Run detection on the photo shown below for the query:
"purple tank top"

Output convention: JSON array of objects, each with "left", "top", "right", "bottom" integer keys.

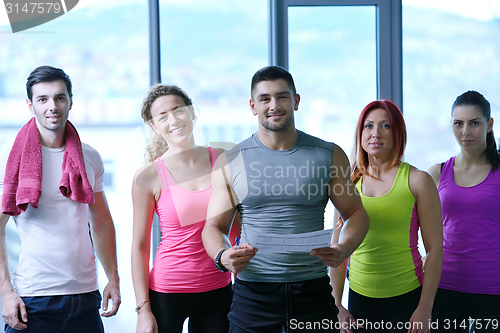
[{"left": 438, "top": 156, "right": 500, "bottom": 294}]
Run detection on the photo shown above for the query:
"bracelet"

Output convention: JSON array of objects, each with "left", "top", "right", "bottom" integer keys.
[{"left": 135, "top": 300, "right": 150, "bottom": 312}]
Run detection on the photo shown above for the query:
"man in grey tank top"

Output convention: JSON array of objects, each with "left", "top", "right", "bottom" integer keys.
[{"left": 202, "top": 66, "right": 369, "bottom": 333}]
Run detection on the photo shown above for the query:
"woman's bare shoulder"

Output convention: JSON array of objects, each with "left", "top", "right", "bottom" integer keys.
[{"left": 133, "top": 161, "right": 161, "bottom": 191}]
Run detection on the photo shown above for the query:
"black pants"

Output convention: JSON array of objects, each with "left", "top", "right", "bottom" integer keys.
[
  {"left": 348, "top": 287, "right": 422, "bottom": 332},
  {"left": 228, "top": 276, "right": 338, "bottom": 333},
  {"left": 431, "top": 288, "right": 500, "bottom": 333},
  {"left": 149, "top": 283, "right": 233, "bottom": 333}
]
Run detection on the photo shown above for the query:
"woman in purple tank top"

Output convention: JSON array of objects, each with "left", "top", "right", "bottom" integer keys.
[
  {"left": 131, "top": 85, "right": 240, "bottom": 333},
  {"left": 428, "top": 91, "right": 500, "bottom": 333}
]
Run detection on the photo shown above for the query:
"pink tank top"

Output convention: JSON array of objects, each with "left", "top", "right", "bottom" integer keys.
[{"left": 149, "top": 147, "right": 231, "bottom": 293}]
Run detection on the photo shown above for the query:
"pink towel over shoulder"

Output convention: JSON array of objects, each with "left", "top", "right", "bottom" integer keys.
[
  {"left": 1, "top": 118, "right": 95, "bottom": 216},
  {"left": 58, "top": 121, "right": 95, "bottom": 205}
]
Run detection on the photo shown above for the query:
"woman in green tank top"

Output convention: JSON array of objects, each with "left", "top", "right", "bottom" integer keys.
[{"left": 330, "top": 100, "right": 443, "bottom": 333}]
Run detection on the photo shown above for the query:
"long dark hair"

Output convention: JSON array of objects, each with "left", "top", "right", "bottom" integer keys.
[{"left": 452, "top": 90, "right": 499, "bottom": 171}]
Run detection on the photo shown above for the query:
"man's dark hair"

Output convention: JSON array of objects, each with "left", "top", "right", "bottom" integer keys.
[
  {"left": 26, "top": 66, "right": 73, "bottom": 101},
  {"left": 251, "top": 65, "right": 296, "bottom": 98}
]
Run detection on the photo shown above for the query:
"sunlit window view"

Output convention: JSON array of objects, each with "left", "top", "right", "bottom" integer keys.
[
  {"left": 402, "top": 0, "right": 500, "bottom": 170},
  {"left": 289, "top": 5, "right": 377, "bottom": 159},
  {"left": 0, "top": 1, "right": 150, "bottom": 331},
  {"left": 159, "top": 1, "right": 268, "bottom": 149},
  {"left": 0, "top": 0, "right": 499, "bottom": 332},
  {"left": 288, "top": 5, "right": 377, "bottom": 234}
]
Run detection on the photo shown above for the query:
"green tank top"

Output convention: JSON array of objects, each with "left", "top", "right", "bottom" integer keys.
[{"left": 350, "top": 162, "right": 424, "bottom": 298}]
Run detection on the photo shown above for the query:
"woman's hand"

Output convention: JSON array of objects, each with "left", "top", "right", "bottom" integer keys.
[
  {"left": 337, "top": 305, "right": 362, "bottom": 333},
  {"left": 136, "top": 308, "right": 158, "bottom": 333},
  {"left": 407, "top": 305, "right": 432, "bottom": 333}
]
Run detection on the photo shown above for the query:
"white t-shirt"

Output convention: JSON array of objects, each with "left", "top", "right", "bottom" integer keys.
[{"left": 0, "top": 143, "right": 104, "bottom": 297}]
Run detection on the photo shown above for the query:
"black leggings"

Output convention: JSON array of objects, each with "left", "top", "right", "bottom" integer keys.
[
  {"left": 348, "top": 287, "right": 422, "bottom": 332},
  {"left": 149, "top": 283, "right": 233, "bottom": 333},
  {"left": 431, "top": 288, "right": 500, "bottom": 333}
]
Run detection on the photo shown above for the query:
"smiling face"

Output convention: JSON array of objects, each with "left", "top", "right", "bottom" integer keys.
[
  {"left": 250, "top": 79, "right": 300, "bottom": 133},
  {"left": 361, "top": 108, "right": 395, "bottom": 160},
  {"left": 452, "top": 105, "right": 493, "bottom": 153},
  {"left": 149, "top": 94, "right": 195, "bottom": 148},
  {"left": 27, "top": 80, "right": 72, "bottom": 136}
]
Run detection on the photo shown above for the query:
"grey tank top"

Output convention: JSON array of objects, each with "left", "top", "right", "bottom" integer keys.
[{"left": 225, "top": 130, "right": 335, "bottom": 282}]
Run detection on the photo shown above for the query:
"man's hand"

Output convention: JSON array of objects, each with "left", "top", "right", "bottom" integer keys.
[
  {"left": 1, "top": 290, "right": 28, "bottom": 330},
  {"left": 221, "top": 243, "right": 258, "bottom": 274},
  {"left": 100, "top": 277, "right": 121, "bottom": 317},
  {"left": 310, "top": 243, "right": 346, "bottom": 268}
]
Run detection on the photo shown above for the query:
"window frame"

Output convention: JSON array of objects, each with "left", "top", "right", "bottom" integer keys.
[{"left": 268, "top": 0, "right": 402, "bottom": 109}]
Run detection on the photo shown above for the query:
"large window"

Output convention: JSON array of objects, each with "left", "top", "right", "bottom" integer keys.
[
  {"left": 159, "top": 1, "right": 267, "bottom": 145},
  {"left": 288, "top": 5, "right": 377, "bottom": 161},
  {"left": 0, "top": 2, "right": 149, "bottom": 331},
  {"left": 0, "top": 1, "right": 267, "bottom": 331},
  {"left": 402, "top": 0, "right": 500, "bottom": 170},
  {"left": 2, "top": 0, "right": 499, "bottom": 331}
]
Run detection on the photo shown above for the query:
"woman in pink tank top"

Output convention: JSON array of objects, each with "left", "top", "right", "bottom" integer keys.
[
  {"left": 131, "top": 84, "right": 240, "bottom": 333},
  {"left": 428, "top": 91, "right": 500, "bottom": 333}
]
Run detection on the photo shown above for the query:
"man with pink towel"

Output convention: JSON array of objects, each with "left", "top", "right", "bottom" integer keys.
[{"left": 0, "top": 66, "right": 121, "bottom": 332}]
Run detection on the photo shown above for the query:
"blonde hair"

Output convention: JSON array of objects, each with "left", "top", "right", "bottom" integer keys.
[{"left": 140, "top": 84, "right": 193, "bottom": 163}]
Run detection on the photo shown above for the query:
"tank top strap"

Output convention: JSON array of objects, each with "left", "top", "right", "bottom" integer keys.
[
  {"left": 439, "top": 157, "right": 455, "bottom": 188},
  {"left": 207, "top": 147, "right": 218, "bottom": 168},
  {"left": 154, "top": 149, "right": 217, "bottom": 188},
  {"left": 153, "top": 157, "right": 170, "bottom": 189},
  {"left": 390, "top": 162, "right": 410, "bottom": 194},
  {"left": 397, "top": 161, "right": 410, "bottom": 183}
]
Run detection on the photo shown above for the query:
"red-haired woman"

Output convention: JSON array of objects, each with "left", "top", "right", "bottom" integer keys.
[{"left": 331, "top": 100, "right": 443, "bottom": 333}]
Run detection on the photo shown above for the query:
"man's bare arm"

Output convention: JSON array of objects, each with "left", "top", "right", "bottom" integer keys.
[
  {"left": 330, "top": 145, "right": 369, "bottom": 260},
  {"left": 311, "top": 145, "right": 369, "bottom": 267},
  {"left": 202, "top": 154, "right": 257, "bottom": 274},
  {"left": 88, "top": 191, "right": 121, "bottom": 317},
  {"left": 0, "top": 211, "right": 28, "bottom": 330}
]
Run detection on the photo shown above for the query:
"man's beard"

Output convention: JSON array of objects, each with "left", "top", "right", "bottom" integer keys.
[{"left": 261, "top": 113, "right": 293, "bottom": 132}]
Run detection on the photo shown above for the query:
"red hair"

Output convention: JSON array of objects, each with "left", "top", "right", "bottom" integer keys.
[{"left": 351, "top": 100, "right": 406, "bottom": 184}]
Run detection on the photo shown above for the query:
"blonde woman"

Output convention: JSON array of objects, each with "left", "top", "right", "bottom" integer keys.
[{"left": 131, "top": 85, "right": 238, "bottom": 333}]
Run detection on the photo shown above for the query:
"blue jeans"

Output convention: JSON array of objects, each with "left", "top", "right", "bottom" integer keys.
[
  {"left": 228, "top": 276, "right": 338, "bottom": 333},
  {"left": 5, "top": 290, "right": 104, "bottom": 333}
]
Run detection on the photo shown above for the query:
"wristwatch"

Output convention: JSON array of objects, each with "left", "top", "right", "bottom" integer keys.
[{"left": 215, "top": 249, "right": 228, "bottom": 272}]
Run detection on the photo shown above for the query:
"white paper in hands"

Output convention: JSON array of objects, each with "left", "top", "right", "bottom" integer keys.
[{"left": 250, "top": 229, "right": 333, "bottom": 252}]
